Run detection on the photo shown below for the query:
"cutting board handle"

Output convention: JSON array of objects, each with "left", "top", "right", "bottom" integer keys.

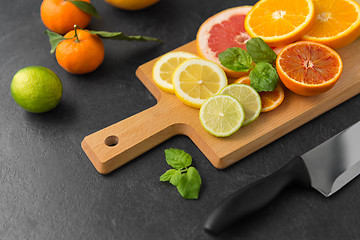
[{"left": 81, "top": 101, "right": 180, "bottom": 174}]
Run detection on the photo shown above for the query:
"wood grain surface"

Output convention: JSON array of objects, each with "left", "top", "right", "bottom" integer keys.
[{"left": 82, "top": 39, "right": 360, "bottom": 174}]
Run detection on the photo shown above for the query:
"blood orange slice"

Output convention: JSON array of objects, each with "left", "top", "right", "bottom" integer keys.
[
  {"left": 235, "top": 75, "right": 285, "bottom": 112},
  {"left": 276, "top": 41, "right": 343, "bottom": 96},
  {"left": 196, "top": 6, "right": 252, "bottom": 78}
]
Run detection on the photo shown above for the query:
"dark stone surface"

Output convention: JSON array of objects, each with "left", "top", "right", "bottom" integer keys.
[{"left": 1, "top": 0, "right": 360, "bottom": 239}]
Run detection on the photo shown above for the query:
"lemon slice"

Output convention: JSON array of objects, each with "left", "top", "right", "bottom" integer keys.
[
  {"left": 199, "top": 95, "right": 245, "bottom": 137},
  {"left": 219, "top": 84, "right": 261, "bottom": 125},
  {"left": 152, "top": 51, "right": 199, "bottom": 94},
  {"left": 173, "top": 58, "right": 228, "bottom": 108}
]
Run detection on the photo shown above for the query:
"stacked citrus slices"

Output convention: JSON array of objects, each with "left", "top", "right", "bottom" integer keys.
[{"left": 152, "top": 0, "right": 360, "bottom": 137}]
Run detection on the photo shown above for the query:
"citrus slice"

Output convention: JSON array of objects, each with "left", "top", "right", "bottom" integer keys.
[
  {"left": 244, "top": 0, "right": 315, "bottom": 47},
  {"left": 152, "top": 51, "right": 199, "bottom": 94},
  {"left": 302, "top": 0, "right": 360, "bottom": 49},
  {"left": 235, "top": 75, "right": 285, "bottom": 112},
  {"left": 199, "top": 94, "right": 245, "bottom": 137},
  {"left": 219, "top": 83, "right": 261, "bottom": 125},
  {"left": 172, "top": 58, "right": 228, "bottom": 108},
  {"left": 196, "top": 6, "right": 252, "bottom": 78},
  {"left": 276, "top": 41, "right": 343, "bottom": 96}
]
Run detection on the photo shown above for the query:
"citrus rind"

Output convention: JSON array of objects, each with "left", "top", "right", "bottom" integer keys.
[
  {"left": 219, "top": 83, "right": 261, "bottom": 125},
  {"left": 244, "top": 0, "right": 315, "bottom": 47},
  {"left": 199, "top": 94, "right": 245, "bottom": 137},
  {"left": 173, "top": 58, "right": 228, "bottom": 108},
  {"left": 152, "top": 51, "right": 199, "bottom": 94}
]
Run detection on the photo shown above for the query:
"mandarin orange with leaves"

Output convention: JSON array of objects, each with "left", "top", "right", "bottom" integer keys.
[
  {"left": 41, "top": 0, "right": 93, "bottom": 34},
  {"left": 55, "top": 28, "right": 104, "bottom": 74}
]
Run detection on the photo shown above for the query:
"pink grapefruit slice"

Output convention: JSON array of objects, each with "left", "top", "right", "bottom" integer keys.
[{"left": 196, "top": 6, "right": 252, "bottom": 78}]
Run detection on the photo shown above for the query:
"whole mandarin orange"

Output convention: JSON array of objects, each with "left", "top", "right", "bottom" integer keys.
[
  {"left": 55, "top": 29, "right": 104, "bottom": 74},
  {"left": 41, "top": 0, "right": 92, "bottom": 35}
]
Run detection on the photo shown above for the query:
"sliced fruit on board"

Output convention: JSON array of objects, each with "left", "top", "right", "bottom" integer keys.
[
  {"left": 172, "top": 58, "right": 228, "bottom": 108},
  {"left": 219, "top": 83, "right": 261, "bottom": 125},
  {"left": 196, "top": 6, "right": 252, "bottom": 78},
  {"left": 199, "top": 94, "right": 245, "bottom": 137},
  {"left": 302, "top": 0, "right": 360, "bottom": 49},
  {"left": 235, "top": 75, "right": 285, "bottom": 112},
  {"left": 244, "top": 0, "right": 315, "bottom": 47},
  {"left": 152, "top": 51, "right": 199, "bottom": 94},
  {"left": 276, "top": 41, "right": 343, "bottom": 96}
]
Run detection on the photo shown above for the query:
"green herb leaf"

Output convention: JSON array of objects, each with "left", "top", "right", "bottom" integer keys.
[
  {"left": 69, "top": 0, "right": 100, "bottom": 18},
  {"left": 176, "top": 167, "right": 202, "bottom": 199},
  {"left": 164, "top": 148, "right": 192, "bottom": 169},
  {"left": 45, "top": 30, "right": 66, "bottom": 54},
  {"left": 87, "top": 30, "right": 162, "bottom": 42},
  {"left": 160, "top": 169, "right": 177, "bottom": 182},
  {"left": 246, "top": 38, "right": 277, "bottom": 64},
  {"left": 218, "top": 47, "right": 253, "bottom": 72},
  {"left": 249, "top": 62, "right": 279, "bottom": 92},
  {"left": 169, "top": 170, "right": 182, "bottom": 186}
]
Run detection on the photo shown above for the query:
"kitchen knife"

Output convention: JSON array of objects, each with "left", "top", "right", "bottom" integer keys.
[{"left": 204, "top": 121, "right": 360, "bottom": 235}]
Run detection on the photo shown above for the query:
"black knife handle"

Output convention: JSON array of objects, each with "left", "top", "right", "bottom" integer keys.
[{"left": 204, "top": 156, "right": 311, "bottom": 235}]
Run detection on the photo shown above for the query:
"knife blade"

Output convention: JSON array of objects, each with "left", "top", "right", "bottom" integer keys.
[{"left": 204, "top": 121, "right": 360, "bottom": 235}]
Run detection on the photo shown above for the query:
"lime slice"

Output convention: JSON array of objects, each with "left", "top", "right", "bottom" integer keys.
[
  {"left": 219, "top": 83, "right": 261, "bottom": 125},
  {"left": 199, "top": 94, "right": 244, "bottom": 137}
]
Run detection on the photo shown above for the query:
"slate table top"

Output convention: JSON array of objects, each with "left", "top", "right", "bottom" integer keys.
[{"left": 1, "top": 0, "right": 360, "bottom": 239}]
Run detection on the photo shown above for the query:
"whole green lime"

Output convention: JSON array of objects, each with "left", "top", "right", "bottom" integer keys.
[{"left": 11, "top": 66, "right": 63, "bottom": 113}]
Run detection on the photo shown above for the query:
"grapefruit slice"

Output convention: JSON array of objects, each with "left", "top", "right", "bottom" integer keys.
[
  {"left": 196, "top": 6, "right": 252, "bottom": 78},
  {"left": 276, "top": 41, "right": 343, "bottom": 96}
]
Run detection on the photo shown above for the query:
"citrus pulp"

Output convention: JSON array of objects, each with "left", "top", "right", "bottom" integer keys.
[
  {"left": 196, "top": 6, "right": 252, "bottom": 78},
  {"left": 152, "top": 51, "right": 199, "bottom": 94},
  {"left": 235, "top": 75, "right": 285, "bottom": 112},
  {"left": 172, "top": 58, "right": 228, "bottom": 108},
  {"left": 244, "top": 0, "right": 315, "bottom": 47},
  {"left": 219, "top": 84, "right": 261, "bottom": 125},
  {"left": 302, "top": 0, "right": 360, "bottom": 49},
  {"left": 276, "top": 41, "right": 343, "bottom": 96},
  {"left": 200, "top": 94, "right": 245, "bottom": 137}
]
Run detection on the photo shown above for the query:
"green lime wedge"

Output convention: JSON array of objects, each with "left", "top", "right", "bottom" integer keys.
[
  {"left": 199, "top": 95, "right": 244, "bottom": 137},
  {"left": 219, "top": 83, "right": 261, "bottom": 125}
]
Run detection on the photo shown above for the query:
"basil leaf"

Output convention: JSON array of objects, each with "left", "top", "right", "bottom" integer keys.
[
  {"left": 87, "top": 30, "right": 162, "bottom": 42},
  {"left": 160, "top": 169, "right": 176, "bottom": 182},
  {"left": 164, "top": 148, "right": 192, "bottom": 170},
  {"left": 246, "top": 38, "right": 277, "bottom": 64},
  {"left": 169, "top": 170, "right": 182, "bottom": 186},
  {"left": 218, "top": 47, "right": 253, "bottom": 72},
  {"left": 45, "top": 30, "right": 66, "bottom": 54},
  {"left": 176, "top": 167, "right": 202, "bottom": 199},
  {"left": 70, "top": 0, "right": 100, "bottom": 18},
  {"left": 249, "top": 62, "right": 279, "bottom": 92}
]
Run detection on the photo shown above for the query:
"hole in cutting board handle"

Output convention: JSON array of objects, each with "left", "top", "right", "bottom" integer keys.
[{"left": 105, "top": 135, "right": 119, "bottom": 147}]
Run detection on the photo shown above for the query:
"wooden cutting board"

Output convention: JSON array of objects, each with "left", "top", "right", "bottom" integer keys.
[{"left": 82, "top": 39, "right": 360, "bottom": 174}]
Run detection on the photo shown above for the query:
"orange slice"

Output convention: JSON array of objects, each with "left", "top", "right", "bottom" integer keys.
[
  {"left": 244, "top": 0, "right": 315, "bottom": 47},
  {"left": 276, "top": 41, "right": 343, "bottom": 96},
  {"left": 235, "top": 75, "right": 284, "bottom": 112},
  {"left": 196, "top": 6, "right": 252, "bottom": 78},
  {"left": 302, "top": 0, "right": 360, "bottom": 49}
]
